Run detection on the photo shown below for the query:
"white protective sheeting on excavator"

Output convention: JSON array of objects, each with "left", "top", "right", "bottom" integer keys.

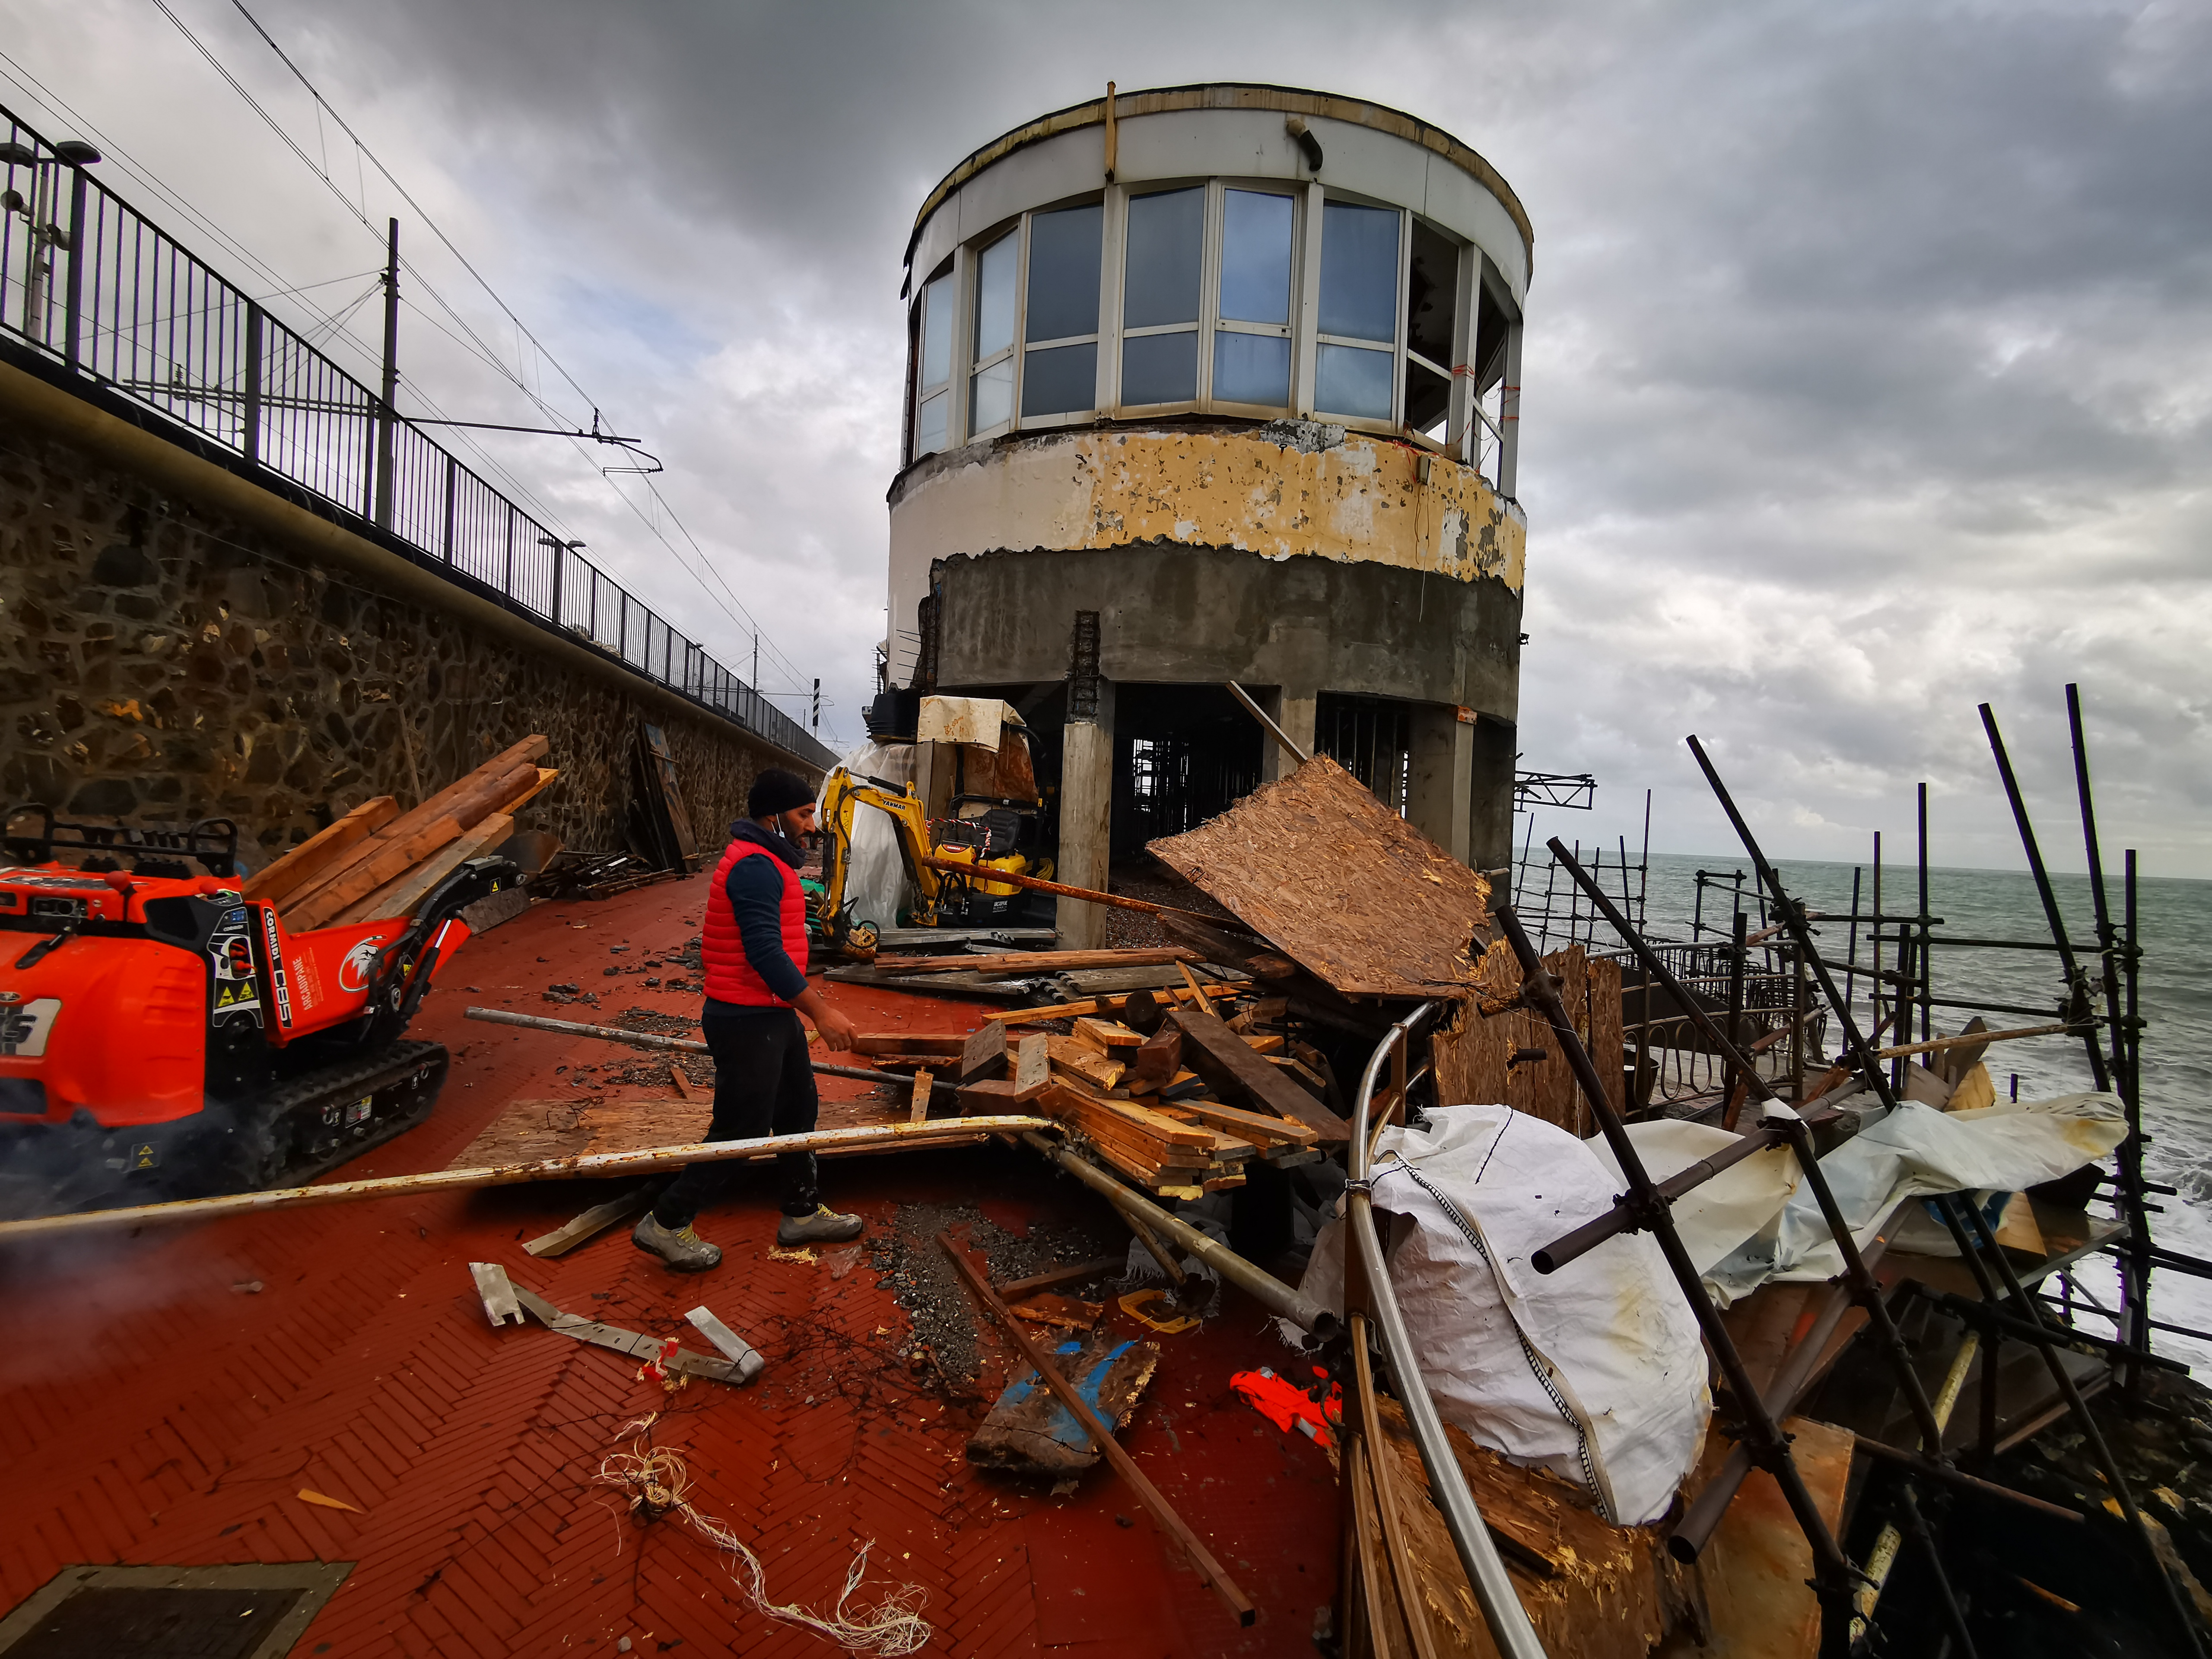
[
  {"left": 915, "top": 695, "right": 1013, "bottom": 750},
  {"left": 1299, "top": 1104, "right": 1711, "bottom": 1526},
  {"left": 818, "top": 741, "right": 917, "bottom": 935}
]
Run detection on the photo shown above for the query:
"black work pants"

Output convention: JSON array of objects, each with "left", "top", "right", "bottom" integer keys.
[{"left": 652, "top": 1006, "right": 820, "bottom": 1228}]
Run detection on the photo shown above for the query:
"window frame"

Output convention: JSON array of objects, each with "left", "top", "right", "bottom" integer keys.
[
  {"left": 1017, "top": 195, "right": 1108, "bottom": 431},
  {"left": 1309, "top": 192, "right": 1410, "bottom": 432},
  {"left": 966, "top": 222, "right": 1024, "bottom": 443},
  {"left": 1205, "top": 179, "right": 1303, "bottom": 418},
  {"left": 899, "top": 178, "right": 1502, "bottom": 464},
  {"left": 906, "top": 257, "right": 957, "bottom": 464}
]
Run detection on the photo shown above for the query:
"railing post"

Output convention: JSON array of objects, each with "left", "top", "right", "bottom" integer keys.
[
  {"left": 60, "top": 162, "right": 86, "bottom": 367},
  {"left": 441, "top": 454, "right": 456, "bottom": 563},
  {"left": 504, "top": 504, "right": 516, "bottom": 596},
  {"left": 241, "top": 300, "right": 263, "bottom": 468}
]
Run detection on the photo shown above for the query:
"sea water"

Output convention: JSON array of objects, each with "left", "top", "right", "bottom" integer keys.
[{"left": 1600, "top": 852, "right": 2212, "bottom": 1375}]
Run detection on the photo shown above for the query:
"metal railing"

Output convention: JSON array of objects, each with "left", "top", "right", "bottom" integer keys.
[{"left": 0, "top": 102, "right": 834, "bottom": 771}]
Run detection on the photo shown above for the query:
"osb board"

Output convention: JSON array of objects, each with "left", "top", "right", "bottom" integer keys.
[
  {"left": 966, "top": 1332, "right": 1158, "bottom": 1477},
  {"left": 1365, "top": 1395, "right": 1676, "bottom": 1659},
  {"left": 1430, "top": 942, "right": 1625, "bottom": 1133},
  {"left": 1654, "top": 1416, "right": 1855, "bottom": 1659},
  {"left": 1147, "top": 756, "right": 1491, "bottom": 997},
  {"left": 446, "top": 1093, "right": 912, "bottom": 1167}
]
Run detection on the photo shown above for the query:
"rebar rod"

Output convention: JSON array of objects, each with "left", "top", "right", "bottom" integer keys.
[
  {"left": 1545, "top": 838, "right": 1948, "bottom": 1465},
  {"left": 2066, "top": 684, "right": 2152, "bottom": 1373},
  {"left": 1491, "top": 903, "right": 1859, "bottom": 1625},
  {"left": 1686, "top": 734, "right": 2204, "bottom": 1659}
]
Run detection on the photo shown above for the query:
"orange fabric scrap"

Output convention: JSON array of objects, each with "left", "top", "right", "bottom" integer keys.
[{"left": 1230, "top": 1365, "right": 1341, "bottom": 1449}]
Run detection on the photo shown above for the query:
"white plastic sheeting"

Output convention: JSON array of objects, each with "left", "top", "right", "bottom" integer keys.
[
  {"left": 1299, "top": 1105, "right": 1710, "bottom": 1525},
  {"left": 1697, "top": 1092, "right": 2129, "bottom": 1303},
  {"left": 1295, "top": 1091, "right": 2126, "bottom": 1524},
  {"left": 820, "top": 741, "right": 918, "bottom": 935}
]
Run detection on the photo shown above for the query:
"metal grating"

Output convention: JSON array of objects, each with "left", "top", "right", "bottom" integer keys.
[{"left": 0, "top": 1564, "right": 350, "bottom": 1659}]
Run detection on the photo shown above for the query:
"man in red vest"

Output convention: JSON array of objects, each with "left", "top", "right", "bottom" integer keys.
[{"left": 633, "top": 768, "right": 861, "bottom": 1271}]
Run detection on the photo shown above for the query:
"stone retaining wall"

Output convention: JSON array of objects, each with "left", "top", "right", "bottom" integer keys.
[{"left": 0, "top": 412, "right": 795, "bottom": 871}]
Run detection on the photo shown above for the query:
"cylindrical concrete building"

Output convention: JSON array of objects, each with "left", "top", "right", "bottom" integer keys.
[{"left": 885, "top": 84, "right": 1529, "bottom": 945}]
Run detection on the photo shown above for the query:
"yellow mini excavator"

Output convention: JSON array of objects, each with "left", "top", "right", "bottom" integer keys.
[{"left": 808, "top": 769, "right": 1049, "bottom": 964}]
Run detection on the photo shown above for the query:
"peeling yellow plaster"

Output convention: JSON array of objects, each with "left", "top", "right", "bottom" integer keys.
[{"left": 889, "top": 428, "right": 1526, "bottom": 592}]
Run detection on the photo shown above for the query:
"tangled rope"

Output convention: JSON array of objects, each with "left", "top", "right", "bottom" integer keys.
[{"left": 594, "top": 1416, "right": 930, "bottom": 1656}]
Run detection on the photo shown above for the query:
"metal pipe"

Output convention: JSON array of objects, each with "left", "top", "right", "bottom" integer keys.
[
  {"left": 1019, "top": 1132, "right": 1335, "bottom": 1337},
  {"left": 1341, "top": 1004, "right": 1549, "bottom": 1659},
  {"left": 1225, "top": 681, "right": 1311, "bottom": 767},
  {"left": 0, "top": 1116, "right": 1054, "bottom": 1242},
  {"left": 1491, "top": 905, "right": 1858, "bottom": 1622},
  {"left": 461, "top": 1005, "right": 954, "bottom": 1096},
  {"left": 1532, "top": 1126, "right": 1787, "bottom": 1274},
  {"left": 1547, "top": 838, "right": 1950, "bottom": 1463}
]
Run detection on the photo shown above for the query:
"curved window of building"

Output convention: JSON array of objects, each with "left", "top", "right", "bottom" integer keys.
[
  {"left": 1121, "top": 187, "right": 1203, "bottom": 406},
  {"left": 1022, "top": 201, "right": 1102, "bottom": 419},
  {"left": 1315, "top": 201, "right": 1400, "bottom": 421},
  {"left": 912, "top": 267, "right": 953, "bottom": 459},
  {"left": 969, "top": 230, "right": 1019, "bottom": 436},
  {"left": 1212, "top": 188, "right": 1294, "bottom": 408}
]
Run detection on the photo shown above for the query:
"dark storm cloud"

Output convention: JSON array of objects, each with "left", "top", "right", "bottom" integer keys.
[{"left": 12, "top": 0, "right": 2210, "bottom": 869}]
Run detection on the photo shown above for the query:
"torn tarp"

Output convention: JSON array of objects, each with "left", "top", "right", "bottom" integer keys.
[
  {"left": 1697, "top": 1090, "right": 2129, "bottom": 1303},
  {"left": 1299, "top": 1105, "right": 1710, "bottom": 1526}
]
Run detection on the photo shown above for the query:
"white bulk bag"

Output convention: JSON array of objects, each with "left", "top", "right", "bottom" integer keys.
[{"left": 1306, "top": 1104, "right": 1710, "bottom": 1526}]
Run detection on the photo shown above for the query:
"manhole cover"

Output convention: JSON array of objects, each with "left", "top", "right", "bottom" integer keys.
[{"left": 0, "top": 1564, "right": 350, "bottom": 1659}]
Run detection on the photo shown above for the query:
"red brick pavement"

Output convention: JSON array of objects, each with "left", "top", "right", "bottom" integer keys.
[{"left": 0, "top": 875, "right": 1338, "bottom": 1656}]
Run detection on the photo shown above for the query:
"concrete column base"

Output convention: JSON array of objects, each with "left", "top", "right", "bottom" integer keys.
[
  {"left": 1259, "top": 688, "right": 1317, "bottom": 784},
  {"left": 1408, "top": 703, "right": 1474, "bottom": 864},
  {"left": 1469, "top": 714, "right": 1518, "bottom": 894},
  {"left": 1056, "top": 686, "right": 1116, "bottom": 949}
]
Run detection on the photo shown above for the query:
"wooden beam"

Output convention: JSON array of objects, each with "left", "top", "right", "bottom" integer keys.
[
  {"left": 982, "top": 983, "right": 1239, "bottom": 1023},
  {"left": 938, "top": 1232, "right": 1255, "bottom": 1629},
  {"left": 244, "top": 796, "right": 397, "bottom": 908},
  {"left": 1173, "top": 1006, "right": 1352, "bottom": 1140},
  {"left": 868, "top": 947, "right": 1202, "bottom": 976}
]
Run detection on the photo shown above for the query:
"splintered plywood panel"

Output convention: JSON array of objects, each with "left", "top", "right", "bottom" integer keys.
[
  {"left": 1147, "top": 756, "right": 1491, "bottom": 998},
  {"left": 1431, "top": 941, "right": 1627, "bottom": 1132},
  {"left": 1366, "top": 1395, "right": 1676, "bottom": 1659}
]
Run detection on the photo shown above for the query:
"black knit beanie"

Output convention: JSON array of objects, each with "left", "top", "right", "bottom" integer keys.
[{"left": 747, "top": 769, "right": 815, "bottom": 818}]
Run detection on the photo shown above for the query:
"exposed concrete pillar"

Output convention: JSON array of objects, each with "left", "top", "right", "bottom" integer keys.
[
  {"left": 1057, "top": 681, "right": 1116, "bottom": 949},
  {"left": 1407, "top": 702, "right": 1473, "bottom": 863},
  {"left": 1258, "top": 687, "right": 1317, "bottom": 784},
  {"left": 1469, "top": 714, "right": 1518, "bottom": 894}
]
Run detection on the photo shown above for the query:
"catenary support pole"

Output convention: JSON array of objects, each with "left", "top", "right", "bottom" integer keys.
[{"left": 374, "top": 216, "right": 399, "bottom": 531}]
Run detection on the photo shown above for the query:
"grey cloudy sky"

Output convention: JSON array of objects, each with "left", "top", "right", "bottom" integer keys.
[{"left": 8, "top": 0, "right": 2209, "bottom": 875}]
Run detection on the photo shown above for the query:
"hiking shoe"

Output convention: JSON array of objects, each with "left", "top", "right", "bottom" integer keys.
[
  {"left": 632, "top": 1213, "right": 721, "bottom": 1271},
  {"left": 776, "top": 1205, "right": 864, "bottom": 1246}
]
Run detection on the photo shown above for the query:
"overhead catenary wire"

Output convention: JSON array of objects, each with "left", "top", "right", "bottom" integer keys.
[
  {"left": 214, "top": 0, "right": 825, "bottom": 720},
  {"left": 138, "top": 0, "right": 838, "bottom": 737}
]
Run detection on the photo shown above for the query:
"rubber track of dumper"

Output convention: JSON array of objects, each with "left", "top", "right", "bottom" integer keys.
[{"left": 228, "top": 1039, "right": 450, "bottom": 1190}]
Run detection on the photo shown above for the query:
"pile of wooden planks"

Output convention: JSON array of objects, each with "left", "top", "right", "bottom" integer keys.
[
  {"left": 246, "top": 736, "right": 556, "bottom": 930},
  {"left": 946, "top": 974, "right": 1347, "bottom": 1200}
]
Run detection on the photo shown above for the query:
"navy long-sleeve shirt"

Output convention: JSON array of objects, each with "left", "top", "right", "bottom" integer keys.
[{"left": 706, "top": 819, "right": 808, "bottom": 1015}]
